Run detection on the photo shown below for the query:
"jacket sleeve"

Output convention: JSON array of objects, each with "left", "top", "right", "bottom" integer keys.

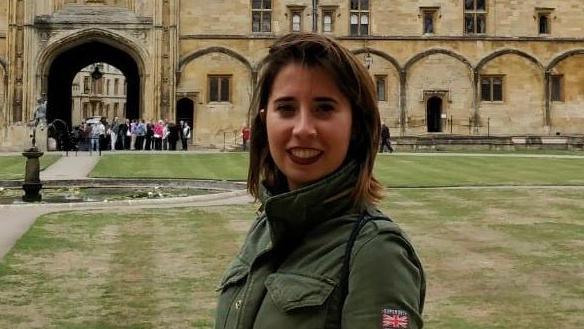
[{"left": 342, "top": 232, "right": 425, "bottom": 329}]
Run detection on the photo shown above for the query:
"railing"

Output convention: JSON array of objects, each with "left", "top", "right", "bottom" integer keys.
[{"left": 403, "top": 116, "right": 491, "bottom": 135}]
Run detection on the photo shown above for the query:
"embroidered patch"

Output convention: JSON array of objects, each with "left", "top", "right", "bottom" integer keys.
[{"left": 381, "top": 309, "right": 409, "bottom": 329}]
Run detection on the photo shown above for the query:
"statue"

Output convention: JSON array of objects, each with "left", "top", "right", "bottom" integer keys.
[
  {"left": 22, "top": 95, "right": 46, "bottom": 202},
  {"left": 34, "top": 97, "right": 47, "bottom": 127}
]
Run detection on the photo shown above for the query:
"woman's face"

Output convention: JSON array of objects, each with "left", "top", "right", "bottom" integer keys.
[{"left": 266, "top": 63, "right": 352, "bottom": 190}]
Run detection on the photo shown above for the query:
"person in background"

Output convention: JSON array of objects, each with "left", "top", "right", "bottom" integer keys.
[
  {"left": 90, "top": 120, "right": 105, "bottom": 153},
  {"left": 118, "top": 118, "right": 130, "bottom": 150},
  {"left": 241, "top": 124, "right": 251, "bottom": 151},
  {"left": 136, "top": 119, "right": 146, "bottom": 151},
  {"left": 145, "top": 120, "right": 154, "bottom": 151},
  {"left": 380, "top": 122, "right": 394, "bottom": 153},
  {"left": 162, "top": 121, "right": 170, "bottom": 150},
  {"left": 181, "top": 121, "right": 191, "bottom": 151},
  {"left": 153, "top": 120, "right": 164, "bottom": 150},
  {"left": 109, "top": 116, "right": 119, "bottom": 151}
]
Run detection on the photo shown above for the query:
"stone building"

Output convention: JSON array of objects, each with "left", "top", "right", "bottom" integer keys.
[
  {"left": 0, "top": 0, "right": 582, "bottom": 150},
  {"left": 71, "top": 63, "right": 127, "bottom": 126}
]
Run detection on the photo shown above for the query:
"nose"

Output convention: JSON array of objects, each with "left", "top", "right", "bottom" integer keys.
[{"left": 292, "top": 106, "right": 317, "bottom": 138}]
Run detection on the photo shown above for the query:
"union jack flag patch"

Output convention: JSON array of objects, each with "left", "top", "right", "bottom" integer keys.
[{"left": 381, "top": 309, "right": 409, "bottom": 329}]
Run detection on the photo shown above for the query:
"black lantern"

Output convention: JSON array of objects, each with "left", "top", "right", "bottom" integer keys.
[{"left": 91, "top": 65, "right": 103, "bottom": 80}]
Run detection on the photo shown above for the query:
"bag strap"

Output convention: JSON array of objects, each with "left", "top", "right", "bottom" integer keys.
[{"left": 330, "top": 213, "right": 392, "bottom": 329}]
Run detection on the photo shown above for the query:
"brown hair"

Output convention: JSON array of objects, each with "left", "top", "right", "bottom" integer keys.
[{"left": 247, "top": 33, "right": 383, "bottom": 205}]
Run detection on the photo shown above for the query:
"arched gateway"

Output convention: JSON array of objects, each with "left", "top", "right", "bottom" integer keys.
[{"left": 38, "top": 30, "right": 146, "bottom": 129}]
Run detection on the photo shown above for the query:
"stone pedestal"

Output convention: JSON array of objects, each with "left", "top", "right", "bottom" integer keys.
[{"left": 22, "top": 148, "right": 44, "bottom": 202}]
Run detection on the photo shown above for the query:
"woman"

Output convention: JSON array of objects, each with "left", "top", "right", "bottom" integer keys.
[{"left": 215, "top": 33, "right": 425, "bottom": 329}]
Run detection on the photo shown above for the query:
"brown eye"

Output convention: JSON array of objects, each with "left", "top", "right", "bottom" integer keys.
[
  {"left": 276, "top": 104, "right": 296, "bottom": 116},
  {"left": 315, "top": 103, "right": 335, "bottom": 116}
]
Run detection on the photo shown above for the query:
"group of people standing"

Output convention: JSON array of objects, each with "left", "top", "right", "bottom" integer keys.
[{"left": 76, "top": 117, "right": 192, "bottom": 152}]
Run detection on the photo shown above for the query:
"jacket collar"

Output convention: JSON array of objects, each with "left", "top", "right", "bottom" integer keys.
[{"left": 260, "top": 161, "right": 361, "bottom": 248}]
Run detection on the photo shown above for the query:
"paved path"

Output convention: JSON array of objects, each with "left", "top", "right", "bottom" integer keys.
[{"left": 40, "top": 152, "right": 101, "bottom": 180}]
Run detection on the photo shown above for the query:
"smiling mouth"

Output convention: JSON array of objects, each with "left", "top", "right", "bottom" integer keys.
[{"left": 288, "top": 148, "right": 323, "bottom": 165}]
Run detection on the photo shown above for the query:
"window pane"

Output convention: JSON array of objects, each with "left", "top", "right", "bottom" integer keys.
[
  {"left": 292, "top": 13, "right": 301, "bottom": 32},
  {"left": 539, "top": 15, "right": 549, "bottom": 34},
  {"left": 324, "top": 14, "right": 332, "bottom": 32},
  {"left": 476, "top": 0, "right": 485, "bottom": 10},
  {"left": 351, "top": 14, "right": 358, "bottom": 24},
  {"left": 477, "top": 14, "right": 486, "bottom": 33},
  {"left": 350, "top": 0, "right": 359, "bottom": 10},
  {"left": 551, "top": 76, "right": 562, "bottom": 101},
  {"left": 360, "top": 23, "right": 368, "bottom": 36},
  {"left": 465, "top": 15, "right": 475, "bottom": 33},
  {"left": 493, "top": 78, "right": 503, "bottom": 101},
  {"left": 481, "top": 79, "right": 491, "bottom": 101},
  {"left": 350, "top": 23, "right": 359, "bottom": 36},
  {"left": 220, "top": 78, "right": 230, "bottom": 102},
  {"left": 360, "top": 13, "right": 369, "bottom": 24},
  {"left": 262, "top": 0, "right": 271, "bottom": 10},
  {"left": 424, "top": 12, "right": 434, "bottom": 33},
  {"left": 360, "top": 0, "right": 369, "bottom": 10},
  {"left": 376, "top": 78, "right": 386, "bottom": 101},
  {"left": 252, "top": 12, "right": 260, "bottom": 32},
  {"left": 262, "top": 12, "right": 271, "bottom": 32},
  {"left": 465, "top": 0, "right": 474, "bottom": 10},
  {"left": 209, "top": 77, "right": 218, "bottom": 102},
  {"left": 252, "top": 0, "right": 261, "bottom": 9}
]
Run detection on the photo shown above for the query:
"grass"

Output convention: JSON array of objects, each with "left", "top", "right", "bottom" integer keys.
[
  {"left": 89, "top": 153, "right": 584, "bottom": 187},
  {"left": 1, "top": 188, "right": 582, "bottom": 328},
  {"left": 0, "top": 155, "right": 61, "bottom": 180},
  {"left": 0, "top": 205, "right": 256, "bottom": 329},
  {"left": 2, "top": 152, "right": 584, "bottom": 327},
  {"left": 382, "top": 188, "right": 584, "bottom": 329},
  {"left": 89, "top": 154, "right": 248, "bottom": 180}
]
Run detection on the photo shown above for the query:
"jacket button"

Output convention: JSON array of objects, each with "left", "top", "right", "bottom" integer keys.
[{"left": 235, "top": 300, "right": 242, "bottom": 310}]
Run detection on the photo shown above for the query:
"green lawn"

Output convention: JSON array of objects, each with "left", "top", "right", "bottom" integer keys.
[
  {"left": 0, "top": 155, "right": 61, "bottom": 180},
  {"left": 1, "top": 188, "right": 582, "bottom": 328},
  {"left": 90, "top": 153, "right": 584, "bottom": 187},
  {"left": 90, "top": 154, "right": 249, "bottom": 181}
]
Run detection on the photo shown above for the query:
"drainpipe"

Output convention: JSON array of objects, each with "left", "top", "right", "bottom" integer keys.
[{"left": 312, "top": 0, "right": 318, "bottom": 32}]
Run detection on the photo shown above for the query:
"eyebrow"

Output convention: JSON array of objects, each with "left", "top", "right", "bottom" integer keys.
[{"left": 272, "top": 96, "right": 339, "bottom": 103}]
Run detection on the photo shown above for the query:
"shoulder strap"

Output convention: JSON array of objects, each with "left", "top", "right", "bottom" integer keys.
[{"left": 330, "top": 213, "right": 394, "bottom": 329}]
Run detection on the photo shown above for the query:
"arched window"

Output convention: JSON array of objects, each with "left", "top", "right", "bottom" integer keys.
[{"left": 292, "top": 12, "right": 301, "bottom": 32}]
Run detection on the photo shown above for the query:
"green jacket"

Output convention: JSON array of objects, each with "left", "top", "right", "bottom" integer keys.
[{"left": 215, "top": 162, "right": 425, "bottom": 329}]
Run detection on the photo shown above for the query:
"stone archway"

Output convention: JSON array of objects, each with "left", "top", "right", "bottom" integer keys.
[
  {"left": 44, "top": 41, "right": 141, "bottom": 128},
  {"left": 427, "top": 96, "right": 443, "bottom": 133}
]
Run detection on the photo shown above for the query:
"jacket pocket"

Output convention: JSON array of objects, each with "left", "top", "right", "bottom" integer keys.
[{"left": 265, "top": 272, "right": 336, "bottom": 312}]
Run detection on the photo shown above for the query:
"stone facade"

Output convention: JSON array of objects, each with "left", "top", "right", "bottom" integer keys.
[
  {"left": 71, "top": 63, "right": 127, "bottom": 126},
  {"left": 0, "top": 0, "right": 583, "bottom": 150}
]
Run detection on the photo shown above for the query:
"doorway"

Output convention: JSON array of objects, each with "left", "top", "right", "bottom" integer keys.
[
  {"left": 176, "top": 98, "right": 194, "bottom": 129},
  {"left": 426, "top": 96, "right": 442, "bottom": 133}
]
